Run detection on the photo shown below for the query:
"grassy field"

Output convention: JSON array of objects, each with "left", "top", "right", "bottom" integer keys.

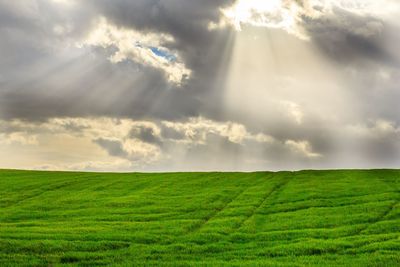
[{"left": 0, "top": 169, "right": 399, "bottom": 266}]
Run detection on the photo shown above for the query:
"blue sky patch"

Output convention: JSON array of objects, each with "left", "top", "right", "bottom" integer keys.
[{"left": 149, "top": 47, "right": 177, "bottom": 62}]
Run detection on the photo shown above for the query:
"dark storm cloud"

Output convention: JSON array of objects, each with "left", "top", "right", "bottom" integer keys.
[
  {"left": 160, "top": 124, "right": 185, "bottom": 140},
  {"left": 130, "top": 125, "right": 162, "bottom": 146},
  {"left": 84, "top": 0, "right": 232, "bottom": 37},
  {"left": 94, "top": 138, "right": 128, "bottom": 158},
  {"left": 303, "top": 7, "right": 399, "bottom": 67}
]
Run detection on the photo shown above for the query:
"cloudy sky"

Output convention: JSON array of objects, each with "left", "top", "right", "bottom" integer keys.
[{"left": 1, "top": 0, "right": 400, "bottom": 171}]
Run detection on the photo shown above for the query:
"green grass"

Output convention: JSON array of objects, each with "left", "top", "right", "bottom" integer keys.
[{"left": 0, "top": 169, "right": 399, "bottom": 266}]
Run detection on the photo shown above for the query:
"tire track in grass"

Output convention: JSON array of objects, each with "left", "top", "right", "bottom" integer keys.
[
  {"left": 356, "top": 173, "right": 400, "bottom": 234},
  {"left": 344, "top": 235, "right": 400, "bottom": 254},
  {"left": 271, "top": 191, "right": 398, "bottom": 206},
  {"left": 256, "top": 199, "right": 395, "bottom": 217},
  {"left": 187, "top": 173, "right": 264, "bottom": 233},
  {"left": 233, "top": 173, "right": 291, "bottom": 233},
  {"left": 351, "top": 171, "right": 400, "bottom": 236},
  {"left": 187, "top": 188, "right": 250, "bottom": 233},
  {"left": 329, "top": 198, "right": 399, "bottom": 251},
  {"left": 1, "top": 174, "right": 101, "bottom": 209},
  {"left": 191, "top": 173, "right": 292, "bottom": 246},
  {"left": 359, "top": 198, "right": 399, "bottom": 235}
]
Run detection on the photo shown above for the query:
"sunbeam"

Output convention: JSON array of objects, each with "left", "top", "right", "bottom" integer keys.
[
  {"left": 1, "top": 1, "right": 400, "bottom": 265},
  {"left": 1, "top": 0, "right": 400, "bottom": 171}
]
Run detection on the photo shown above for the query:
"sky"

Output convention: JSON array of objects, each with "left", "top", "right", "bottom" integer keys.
[{"left": 1, "top": 0, "right": 400, "bottom": 172}]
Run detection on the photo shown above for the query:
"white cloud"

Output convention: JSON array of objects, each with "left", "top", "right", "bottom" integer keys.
[
  {"left": 281, "top": 101, "right": 304, "bottom": 124},
  {"left": 52, "top": 0, "right": 75, "bottom": 5},
  {"left": 0, "top": 117, "right": 282, "bottom": 171},
  {"left": 162, "top": 117, "right": 272, "bottom": 145},
  {"left": 0, "top": 132, "right": 38, "bottom": 145},
  {"left": 222, "top": 0, "right": 397, "bottom": 39},
  {"left": 347, "top": 119, "right": 400, "bottom": 138},
  {"left": 33, "top": 158, "right": 134, "bottom": 172},
  {"left": 122, "top": 139, "right": 161, "bottom": 162},
  {"left": 79, "top": 18, "right": 191, "bottom": 85},
  {"left": 222, "top": 0, "right": 307, "bottom": 38},
  {"left": 285, "top": 140, "right": 322, "bottom": 158},
  {"left": 6, "top": 116, "right": 400, "bottom": 171}
]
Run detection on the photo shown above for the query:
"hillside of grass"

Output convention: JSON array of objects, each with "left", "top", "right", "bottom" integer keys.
[{"left": 0, "top": 169, "right": 399, "bottom": 266}]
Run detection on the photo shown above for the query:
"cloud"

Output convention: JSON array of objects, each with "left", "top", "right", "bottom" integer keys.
[
  {"left": 1, "top": 114, "right": 400, "bottom": 171},
  {"left": 345, "top": 120, "right": 400, "bottom": 165},
  {"left": 33, "top": 159, "right": 135, "bottom": 172},
  {"left": 0, "top": 116, "right": 327, "bottom": 171},
  {"left": 0, "top": 132, "right": 38, "bottom": 146},
  {"left": 222, "top": 0, "right": 400, "bottom": 41},
  {"left": 280, "top": 101, "right": 304, "bottom": 124},
  {"left": 161, "top": 117, "right": 250, "bottom": 144},
  {"left": 285, "top": 140, "right": 322, "bottom": 158},
  {"left": 302, "top": 9, "right": 397, "bottom": 67},
  {"left": 94, "top": 138, "right": 128, "bottom": 158},
  {"left": 79, "top": 18, "right": 191, "bottom": 84},
  {"left": 130, "top": 123, "right": 162, "bottom": 146},
  {"left": 0, "top": 0, "right": 235, "bottom": 122},
  {"left": 0, "top": 1, "right": 400, "bottom": 171}
]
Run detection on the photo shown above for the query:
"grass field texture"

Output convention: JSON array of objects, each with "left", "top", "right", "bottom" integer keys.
[{"left": 0, "top": 169, "right": 399, "bottom": 266}]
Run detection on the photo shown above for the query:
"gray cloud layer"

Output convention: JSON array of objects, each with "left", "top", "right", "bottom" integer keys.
[
  {"left": 1, "top": 0, "right": 400, "bottom": 171},
  {"left": 0, "top": 0, "right": 235, "bottom": 121}
]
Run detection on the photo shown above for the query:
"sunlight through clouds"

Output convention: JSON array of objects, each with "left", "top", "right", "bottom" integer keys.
[
  {"left": 222, "top": 0, "right": 398, "bottom": 39},
  {"left": 222, "top": 0, "right": 306, "bottom": 38},
  {"left": 79, "top": 18, "right": 191, "bottom": 85},
  {"left": 1, "top": 0, "right": 400, "bottom": 171},
  {"left": 0, "top": 117, "right": 322, "bottom": 171}
]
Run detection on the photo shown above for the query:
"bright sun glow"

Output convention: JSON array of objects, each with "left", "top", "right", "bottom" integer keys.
[
  {"left": 223, "top": 0, "right": 299, "bottom": 31},
  {"left": 222, "top": 0, "right": 387, "bottom": 39},
  {"left": 229, "top": 0, "right": 281, "bottom": 21}
]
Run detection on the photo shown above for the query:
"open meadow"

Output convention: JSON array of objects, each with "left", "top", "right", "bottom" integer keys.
[{"left": 0, "top": 169, "right": 399, "bottom": 266}]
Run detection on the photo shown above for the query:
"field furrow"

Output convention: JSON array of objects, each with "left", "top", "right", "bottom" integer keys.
[{"left": 0, "top": 169, "right": 399, "bottom": 266}]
